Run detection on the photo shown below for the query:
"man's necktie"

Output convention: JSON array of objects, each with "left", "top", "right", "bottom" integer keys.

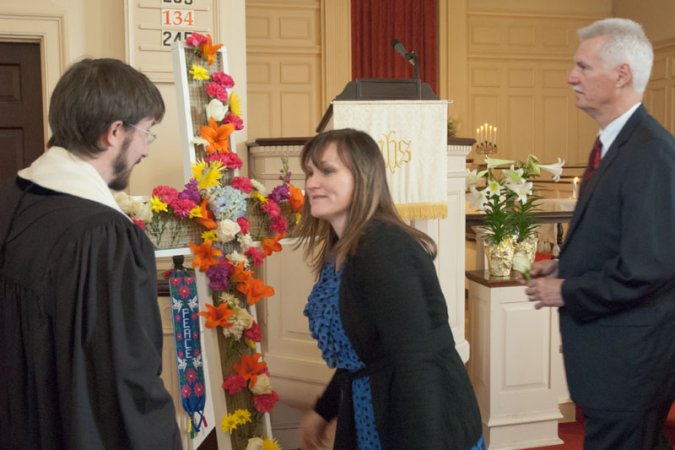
[{"left": 580, "top": 136, "right": 602, "bottom": 194}]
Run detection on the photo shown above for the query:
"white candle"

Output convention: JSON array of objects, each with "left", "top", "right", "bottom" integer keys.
[
  {"left": 572, "top": 176, "right": 579, "bottom": 199},
  {"left": 494, "top": 127, "right": 498, "bottom": 146}
]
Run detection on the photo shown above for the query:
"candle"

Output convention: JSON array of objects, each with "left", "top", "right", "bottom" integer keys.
[
  {"left": 494, "top": 127, "right": 498, "bottom": 146},
  {"left": 572, "top": 176, "right": 579, "bottom": 199}
]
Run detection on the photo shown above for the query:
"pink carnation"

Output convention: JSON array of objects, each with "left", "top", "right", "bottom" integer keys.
[
  {"left": 222, "top": 374, "right": 247, "bottom": 395},
  {"left": 170, "top": 198, "right": 196, "bottom": 218},
  {"left": 231, "top": 176, "right": 253, "bottom": 194},
  {"left": 223, "top": 152, "right": 243, "bottom": 169},
  {"left": 269, "top": 215, "right": 288, "bottom": 235},
  {"left": 261, "top": 200, "right": 281, "bottom": 218},
  {"left": 253, "top": 391, "right": 279, "bottom": 413},
  {"left": 224, "top": 113, "right": 244, "bottom": 130},
  {"left": 244, "top": 321, "right": 262, "bottom": 342},
  {"left": 205, "top": 82, "right": 228, "bottom": 101},
  {"left": 245, "top": 247, "right": 265, "bottom": 267},
  {"left": 132, "top": 219, "right": 145, "bottom": 230},
  {"left": 205, "top": 151, "right": 243, "bottom": 169},
  {"left": 237, "top": 217, "right": 250, "bottom": 235},
  {"left": 152, "top": 185, "right": 178, "bottom": 204},
  {"left": 185, "top": 32, "right": 207, "bottom": 48},
  {"left": 211, "top": 72, "right": 234, "bottom": 89}
]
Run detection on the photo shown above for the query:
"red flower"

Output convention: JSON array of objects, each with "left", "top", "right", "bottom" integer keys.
[
  {"left": 244, "top": 321, "right": 262, "bottom": 342},
  {"left": 185, "top": 368, "right": 198, "bottom": 384},
  {"left": 231, "top": 176, "right": 253, "bottom": 193},
  {"left": 261, "top": 200, "right": 280, "bottom": 217},
  {"left": 181, "top": 384, "right": 192, "bottom": 398},
  {"left": 193, "top": 382, "right": 205, "bottom": 397},
  {"left": 237, "top": 217, "right": 250, "bottom": 235},
  {"left": 222, "top": 374, "right": 247, "bottom": 395},
  {"left": 253, "top": 391, "right": 279, "bottom": 413},
  {"left": 211, "top": 72, "right": 234, "bottom": 89},
  {"left": 152, "top": 185, "right": 178, "bottom": 204},
  {"left": 185, "top": 32, "right": 207, "bottom": 48},
  {"left": 178, "top": 284, "right": 191, "bottom": 299},
  {"left": 132, "top": 219, "right": 145, "bottom": 229},
  {"left": 269, "top": 215, "right": 288, "bottom": 234},
  {"left": 224, "top": 113, "right": 244, "bottom": 130},
  {"left": 245, "top": 247, "right": 265, "bottom": 267}
]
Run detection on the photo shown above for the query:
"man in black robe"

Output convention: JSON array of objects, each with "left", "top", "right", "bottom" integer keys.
[{"left": 0, "top": 58, "right": 182, "bottom": 449}]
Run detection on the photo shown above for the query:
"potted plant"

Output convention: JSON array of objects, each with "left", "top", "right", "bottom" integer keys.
[{"left": 467, "top": 155, "right": 565, "bottom": 277}]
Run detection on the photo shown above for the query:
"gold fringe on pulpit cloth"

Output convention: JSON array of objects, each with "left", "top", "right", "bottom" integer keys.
[{"left": 396, "top": 203, "right": 448, "bottom": 221}]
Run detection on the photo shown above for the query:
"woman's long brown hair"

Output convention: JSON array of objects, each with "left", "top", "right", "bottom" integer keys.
[{"left": 294, "top": 128, "right": 437, "bottom": 275}]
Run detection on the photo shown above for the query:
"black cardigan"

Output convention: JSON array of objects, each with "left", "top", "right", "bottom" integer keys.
[{"left": 313, "top": 221, "right": 482, "bottom": 449}]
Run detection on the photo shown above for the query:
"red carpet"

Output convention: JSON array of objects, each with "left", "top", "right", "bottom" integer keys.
[{"left": 529, "top": 403, "right": 675, "bottom": 449}]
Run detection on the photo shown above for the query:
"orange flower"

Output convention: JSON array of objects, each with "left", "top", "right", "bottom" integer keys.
[
  {"left": 288, "top": 183, "right": 304, "bottom": 212},
  {"left": 233, "top": 353, "right": 267, "bottom": 387},
  {"left": 199, "top": 117, "right": 234, "bottom": 154},
  {"left": 199, "top": 33, "right": 223, "bottom": 66},
  {"left": 198, "top": 303, "right": 234, "bottom": 328},
  {"left": 190, "top": 241, "right": 223, "bottom": 272},
  {"left": 261, "top": 233, "right": 284, "bottom": 257},
  {"left": 230, "top": 262, "right": 253, "bottom": 284},
  {"left": 237, "top": 276, "right": 275, "bottom": 305},
  {"left": 196, "top": 199, "right": 218, "bottom": 230}
]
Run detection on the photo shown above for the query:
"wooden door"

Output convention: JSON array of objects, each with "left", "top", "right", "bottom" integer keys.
[{"left": 0, "top": 42, "right": 44, "bottom": 181}]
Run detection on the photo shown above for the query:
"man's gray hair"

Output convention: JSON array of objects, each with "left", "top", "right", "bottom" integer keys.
[{"left": 578, "top": 18, "right": 653, "bottom": 93}]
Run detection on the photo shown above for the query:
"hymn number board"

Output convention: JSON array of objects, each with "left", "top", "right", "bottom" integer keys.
[{"left": 124, "top": 0, "right": 217, "bottom": 82}]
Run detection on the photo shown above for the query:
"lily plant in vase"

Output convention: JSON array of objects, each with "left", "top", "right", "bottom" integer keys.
[{"left": 467, "top": 155, "right": 565, "bottom": 277}]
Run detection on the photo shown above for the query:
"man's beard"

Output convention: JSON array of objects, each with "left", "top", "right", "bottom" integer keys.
[{"left": 108, "top": 136, "right": 136, "bottom": 191}]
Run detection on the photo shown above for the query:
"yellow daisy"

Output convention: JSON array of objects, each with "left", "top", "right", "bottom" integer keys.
[
  {"left": 201, "top": 230, "right": 217, "bottom": 242},
  {"left": 232, "top": 408, "right": 252, "bottom": 425},
  {"left": 262, "top": 437, "right": 282, "bottom": 450},
  {"left": 189, "top": 64, "right": 210, "bottom": 81},
  {"left": 229, "top": 91, "right": 241, "bottom": 116},
  {"left": 149, "top": 195, "right": 168, "bottom": 213},
  {"left": 221, "top": 414, "right": 239, "bottom": 433}
]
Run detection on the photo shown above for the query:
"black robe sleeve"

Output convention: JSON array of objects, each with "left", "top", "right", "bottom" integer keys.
[{"left": 49, "top": 214, "right": 181, "bottom": 449}]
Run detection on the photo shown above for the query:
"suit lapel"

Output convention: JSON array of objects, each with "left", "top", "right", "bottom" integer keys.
[{"left": 560, "top": 105, "right": 647, "bottom": 254}]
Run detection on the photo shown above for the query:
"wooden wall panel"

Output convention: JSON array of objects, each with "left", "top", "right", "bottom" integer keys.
[
  {"left": 246, "top": 0, "right": 321, "bottom": 138},
  {"left": 645, "top": 39, "right": 675, "bottom": 135},
  {"left": 467, "top": 13, "right": 599, "bottom": 165}
]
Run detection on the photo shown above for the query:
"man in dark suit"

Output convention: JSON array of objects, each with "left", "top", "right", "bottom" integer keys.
[{"left": 524, "top": 18, "right": 675, "bottom": 449}]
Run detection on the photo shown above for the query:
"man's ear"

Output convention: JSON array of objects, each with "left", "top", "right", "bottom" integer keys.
[
  {"left": 616, "top": 63, "right": 633, "bottom": 89},
  {"left": 98, "top": 120, "right": 125, "bottom": 150}
]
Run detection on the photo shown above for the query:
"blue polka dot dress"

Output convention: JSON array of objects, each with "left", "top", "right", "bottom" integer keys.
[
  {"left": 305, "top": 259, "right": 487, "bottom": 450},
  {"left": 304, "top": 261, "right": 382, "bottom": 450}
]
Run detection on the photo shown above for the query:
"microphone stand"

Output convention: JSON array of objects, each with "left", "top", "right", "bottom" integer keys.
[{"left": 409, "top": 51, "right": 421, "bottom": 99}]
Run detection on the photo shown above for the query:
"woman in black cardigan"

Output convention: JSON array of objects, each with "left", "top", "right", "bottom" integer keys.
[{"left": 296, "top": 128, "right": 484, "bottom": 450}]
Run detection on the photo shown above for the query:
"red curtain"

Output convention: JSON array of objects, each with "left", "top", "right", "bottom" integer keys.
[{"left": 351, "top": 0, "right": 437, "bottom": 94}]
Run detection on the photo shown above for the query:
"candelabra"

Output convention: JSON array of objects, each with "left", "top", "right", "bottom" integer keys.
[{"left": 474, "top": 122, "right": 498, "bottom": 155}]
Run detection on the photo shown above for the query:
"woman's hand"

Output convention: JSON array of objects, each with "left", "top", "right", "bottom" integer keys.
[{"left": 299, "top": 410, "right": 329, "bottom": 450}]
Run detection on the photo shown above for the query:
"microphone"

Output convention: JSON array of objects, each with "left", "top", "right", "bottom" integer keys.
[{"left": 391, "top": 39, "right": 415, "bottom": 66}]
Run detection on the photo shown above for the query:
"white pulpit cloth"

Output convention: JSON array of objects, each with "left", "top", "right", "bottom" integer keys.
[{"left": 332, "top": 100, "right": 449, "bottom": 220}]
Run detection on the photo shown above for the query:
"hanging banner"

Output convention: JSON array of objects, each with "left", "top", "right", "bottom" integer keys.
[{"left": 170, "top": 268, "right": 208, "bottom": 437}]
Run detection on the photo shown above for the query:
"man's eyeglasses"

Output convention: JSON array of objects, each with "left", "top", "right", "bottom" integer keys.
[{"left": 124, "top": 122, "right": 157, "bottom": 144}]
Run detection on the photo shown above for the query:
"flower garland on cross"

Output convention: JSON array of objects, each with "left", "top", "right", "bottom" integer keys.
[{"left": 115, "top": 33, "right": 298, "bottom": 449}]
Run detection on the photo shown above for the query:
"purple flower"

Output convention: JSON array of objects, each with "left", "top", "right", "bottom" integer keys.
[
  {"left": 268, "top": 184, "right": 290, "bottom": 203},
  {"left": 178, "top": 179, "right": 201, "bottom": 203},
  {"left": 206, "top": 263, "right": 231, "bottom": 291}
]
